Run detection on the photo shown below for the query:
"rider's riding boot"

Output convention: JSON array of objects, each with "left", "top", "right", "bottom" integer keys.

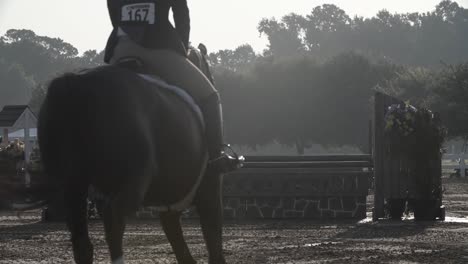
[{"left": 199, "top": 92, "right": 244, "bottom": 173}]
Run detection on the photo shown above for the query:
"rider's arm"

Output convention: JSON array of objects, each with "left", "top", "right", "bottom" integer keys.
[
  {"left": 172, "top": 0, "right": 191, "bottom": 49},
  {"left": 107, "top": 0, "right": 120, "bottom": 27},
  {"left": 104, "top": 0, "right": 119, "bottom": 63}
]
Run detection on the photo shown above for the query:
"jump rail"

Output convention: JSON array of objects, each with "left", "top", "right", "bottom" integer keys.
[{"left": 221, "top": 154, "right": 373, "bottom": 219}]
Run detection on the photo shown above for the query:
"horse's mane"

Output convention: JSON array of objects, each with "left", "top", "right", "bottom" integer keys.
[
  {"left": 188, "top": 45, "right": 214, "bottom": 84},
  {"left": 188, "top": 47, "right": 203, "bottom": 68}
]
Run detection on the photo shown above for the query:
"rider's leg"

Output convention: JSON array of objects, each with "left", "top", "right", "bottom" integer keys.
[
  {"left": 198, "top": 91, "right": 241, "bottom": 172},
  {"left": 110, "top": 38, "right": 242, "bottom": 172},
  {"left": 110, "top": 37, "right": 212, "bottom": 101}
]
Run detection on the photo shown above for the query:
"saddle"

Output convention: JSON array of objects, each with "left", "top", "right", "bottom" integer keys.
[{"left": 115, "top": 57, "right": 148, "bottom": 74}]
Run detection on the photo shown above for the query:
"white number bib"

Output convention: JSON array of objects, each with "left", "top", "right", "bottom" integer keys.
[{"left": 121, "top": 3, "right": 155, "bottom": 24}]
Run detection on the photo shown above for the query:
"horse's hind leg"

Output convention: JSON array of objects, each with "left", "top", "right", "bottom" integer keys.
[
  {"left": 65, "top": 184, "right": 93, "bottom": 264},
  {"left": 160, "top": 211, "right": 196, "bottom": 264},
  {"left": 102, "top": 168, "right": 153, "bottom": 264},
  {"left": 195, "top": 170, "right": 226, "bottom": 264},
  {"left": 102, "top": 198, "right": 127, "bottom": 264}
]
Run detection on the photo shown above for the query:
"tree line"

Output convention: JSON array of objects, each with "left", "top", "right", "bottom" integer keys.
[
  {"left": 0, "top": 29, "right": 103, "bottom": 112},
  {"left": 1, "top": 1, "right": 467, "bottom": 153},
  {"left": 209, "top": 0, "right": 468, "bottom": 152},
  {"left": 256, "top": 0, "right": 468, "bottom": 66}
]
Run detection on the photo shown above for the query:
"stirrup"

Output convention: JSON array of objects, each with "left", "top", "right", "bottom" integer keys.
[
  {"left": 208, "top": 144, "right": 245, "bottom": 173},
  {"left": 222, "top": 144, "right": 245, "bottom": 166}
]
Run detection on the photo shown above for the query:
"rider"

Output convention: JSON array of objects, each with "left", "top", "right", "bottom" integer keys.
[{"left": 104, "top": 0, "right": 242, "bottom": 172}]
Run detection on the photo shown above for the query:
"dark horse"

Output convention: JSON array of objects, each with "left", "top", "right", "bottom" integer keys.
[{"left": 38, "top": 59, "right": 227, "bottom": 263}]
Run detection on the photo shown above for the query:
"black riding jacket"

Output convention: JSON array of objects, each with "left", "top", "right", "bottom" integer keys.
[{"left": 104, "top": 0, "right": 190, "bottom": 63}]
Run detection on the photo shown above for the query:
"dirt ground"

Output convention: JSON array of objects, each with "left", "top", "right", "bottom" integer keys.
[{"left": 1, "top": 177, "right": 468, "bottom": 264}]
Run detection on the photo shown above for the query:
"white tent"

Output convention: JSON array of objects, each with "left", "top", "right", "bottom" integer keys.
[
  {"left": 0, "top": 105, "right": 37, "bottom": 188},
  {"left": 6, "top": 128, "right": 38, "bottom": 139},
  {"left": 0, "top": 105, "right": 37, "bottom": 163}
]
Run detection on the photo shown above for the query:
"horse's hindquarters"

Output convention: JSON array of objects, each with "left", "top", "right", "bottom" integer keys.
[
  {"left": 142, "top": 88, "right": 207, "bottom": 209},
  {"left": 39, "top": 65, "right": 206, "bottom": 212}
]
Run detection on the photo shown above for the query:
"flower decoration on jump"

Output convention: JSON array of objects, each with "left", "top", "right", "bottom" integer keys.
[
  {"left": 385, "top": 103, "right": 417, "bottom": 138},
  {"left": 384, "top": 102, "right": 446, "bottom": 157}
]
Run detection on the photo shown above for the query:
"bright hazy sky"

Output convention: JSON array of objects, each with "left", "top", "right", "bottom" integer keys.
[{"left": 1, "top": 0, "right": 467, "bottom": 54}]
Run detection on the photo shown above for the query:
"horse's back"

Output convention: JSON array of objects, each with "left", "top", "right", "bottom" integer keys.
[{"left": 39, "top": 65, "right": 206, "bottom": 207}]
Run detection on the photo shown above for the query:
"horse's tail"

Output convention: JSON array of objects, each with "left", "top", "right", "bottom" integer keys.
[
  {"left": 37, "top": 66, "right": 157, "bottom": 204},
  {"left": 36, "top": 72, "right": 87, "bottom": 201}
]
